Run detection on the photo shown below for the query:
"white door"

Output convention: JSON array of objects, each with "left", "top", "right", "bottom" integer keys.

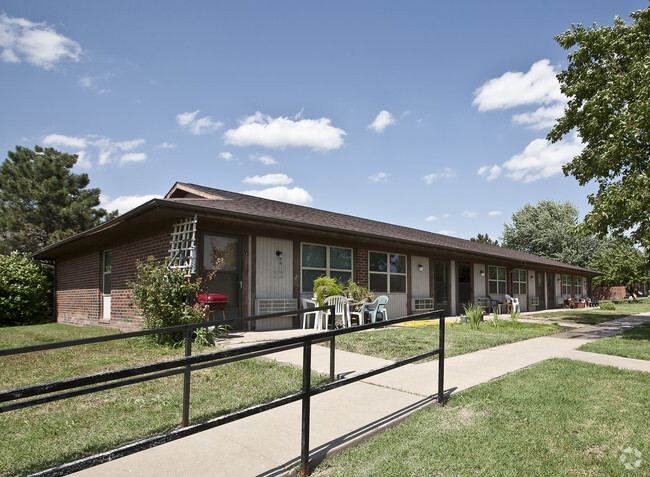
[{"left": 102, "top": 251, "right": 112, "bottom": 320}]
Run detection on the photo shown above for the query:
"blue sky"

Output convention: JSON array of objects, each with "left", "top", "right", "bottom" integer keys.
[{"left": 1, "top": 1, "right": 646, "bottom": 242}]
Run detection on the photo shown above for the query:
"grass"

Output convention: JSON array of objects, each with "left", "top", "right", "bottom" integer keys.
[
  {"left": 313, "top": 358, "right": 650, "bottom": 476},
  {"left": 525, "top": 299, "right": 650, "bottom": 325},
  {"left": 0, "top": 323, "right": 328, "bottom": 476},
  {"left": 578, "top": 321, "right": 650, "bottom": 361},
  {"left": 327, "top": 321, "right": 561, "bottom": 361}
]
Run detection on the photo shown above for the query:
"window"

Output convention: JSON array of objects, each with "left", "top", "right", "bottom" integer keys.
[
  {"left": 512, "top": 269, "right": 527, "bottom": 295},
  {"left": 562, "top": 275, "right": 572, "bottom": 295},
  {"left": 301, "top": 244, "right": 352, "bottom": 293},
  {"left": 369, "top": 251, "right": 407, "bottom": 293},
  {"left": 102, "top": 251, "right": 112, "bottom": 295},
  {"left": 573, "top": 276, "right": 583, "bottom": 296},
  {"left": 488, "top": 266, "right": 506, "bottom": 294}
]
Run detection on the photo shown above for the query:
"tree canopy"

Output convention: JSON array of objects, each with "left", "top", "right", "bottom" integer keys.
[
  {"left": 588, "top": 237, "right": 649, "bottom": 287},
  {"left": 469, "top": 233, "right": 499, "bottom": 246},
  {"left": 500, "top": 200, "right": 602, "bottom": 268},
  {"left": 0, "top": 145, "right": 116, "bottom": 254},
  {"left": 548, "top": 7, "right": 650, "bottom": 248}
]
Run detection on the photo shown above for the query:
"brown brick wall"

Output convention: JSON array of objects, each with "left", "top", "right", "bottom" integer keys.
[
  {"left": 55, "top": 232, "right": 171, "bottom": 332},
  {"left": 354, "top": 249, "right": 368, "bottom": 288},
  {"left": 56, "top": 252, "right": 102, "bottom": 328},
  {"left": 593, "top": 285, "right": 626, "bottom": 300}
]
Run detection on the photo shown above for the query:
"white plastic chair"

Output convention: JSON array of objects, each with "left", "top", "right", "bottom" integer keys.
[
  {"left": 347, "top": 300, "right": 367, "bottom": 326},
  {"left": 324, "top": 295, "right": 350, "bottom": 328},
  {"left": 300, "top": 298, "right": 319, "bottom": 329},
  {"left": 505, "top": 294, "right": 520, "bottom": 313}
]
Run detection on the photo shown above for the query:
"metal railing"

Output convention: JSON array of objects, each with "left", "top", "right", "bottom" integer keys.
[{"left": 0, "top": 306, "right": 445, "bottom": 476}]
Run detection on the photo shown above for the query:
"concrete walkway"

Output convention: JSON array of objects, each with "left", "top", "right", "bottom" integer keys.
[{"left": 72, "top": 313, "right": 650, "bottom": 477}]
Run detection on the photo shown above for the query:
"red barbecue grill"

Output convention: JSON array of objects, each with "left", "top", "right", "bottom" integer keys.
[{"left": 196, "top": 294, "right": 228, "bottom": 320}]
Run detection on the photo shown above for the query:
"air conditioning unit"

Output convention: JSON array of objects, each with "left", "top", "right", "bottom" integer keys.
[
  {"left": 413, "top": 298, "right": 434, "bottom": 311},
  {"left": 256, "top": 298, "right": 298, "bottom": 315}
]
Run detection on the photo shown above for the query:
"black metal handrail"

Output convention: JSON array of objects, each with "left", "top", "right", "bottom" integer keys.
[{"left": 2, "top": 307, "right": 445, "bottom": 477}]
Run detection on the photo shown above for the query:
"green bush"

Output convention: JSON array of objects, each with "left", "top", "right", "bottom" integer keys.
[
  {"left": 463, "top": 303, "right": 484, "bottom": 330},
  {"left": 128, "top": 256, "right": 204, "bottom": 345},
  {"left": 313, "top": 276, "right": 344, "bottom": 306},
  {"left": 600, "top": 302, "right": 616, "bottom": 311},
  {"left": 0, "top": 252, "right": 53, "bottom": 326}
]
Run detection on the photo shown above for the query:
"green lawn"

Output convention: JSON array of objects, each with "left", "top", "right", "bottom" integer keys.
[
  {"left": 313, "top": 359, "right": 650, "bottom": 476},
  {"left": 578, "top": 321, "right": 650, "bottom": 361},
  {"left": 328, "top": 321, "right": 561, "bottom": 361},
  {"left": 525, "top": 299, "right": 650, "bottom": 325},
  {"left": 0, "top": 324, "right": 328, "bottom": 476}
]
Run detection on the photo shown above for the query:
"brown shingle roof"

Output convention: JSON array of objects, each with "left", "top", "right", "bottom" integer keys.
[{"left": 167, "top": 182, "right": 597, "bottom": 275}]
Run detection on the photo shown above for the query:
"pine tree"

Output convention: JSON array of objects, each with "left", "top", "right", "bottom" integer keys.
[{"left": 0, "top": 145, "right": 116, "bottom": 254}]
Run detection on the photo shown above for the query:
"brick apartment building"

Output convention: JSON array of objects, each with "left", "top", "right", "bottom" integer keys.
[{"left": 35, "top": 182, "right": 600, "bottom": 332}]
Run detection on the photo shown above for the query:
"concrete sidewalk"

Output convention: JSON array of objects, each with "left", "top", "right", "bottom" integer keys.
[{"left": 72, "top": 314, "right": 650, "bottom": 477}]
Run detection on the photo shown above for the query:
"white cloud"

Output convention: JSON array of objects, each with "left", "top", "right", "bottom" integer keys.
[
  {"left": 462, "top": 210, "right": 478, "bottom": 218},
  {"left": 120, "top": 152, "right": 147, "bottom": 165},
  {"left": 423, "top": 168, "right": 455, "bottom": 184},
  {"left": 115, "top": 139, "right": 145, "bottom": 151},
  {"left": 176, "top": 110, "right": 223, "bottom": 135},
  {"left": 101, "top": 194, "right": 160, "bottom": 215},
  {"left": 250, "top": 153, "right": 277, "bottom": 165},
  {"left": 473, "top": 59, "right": 565, "bottom": 112},
  {"left": 79, "top": 75, "right": 111, "bottom": 94},
  {"left": 156, "top": 142, "right": 175, "bottom": 149},
  {"left": 74, "top": 150, "right": 91, "bottom": 169},
  {"left": 224, "top": 112, "right": 346, "bottom": 151},
  {"left": 243, "top": 174, "right": 293, "bottom": 186},
  {"left": 369, "top": 172, "right": 389, "bottom": 183},
  {"left": 368, "top": 110, "right": 396, "bottom": 133},
  {"left": 488, "top": 210, "right": 502, "bottom": 216},
  {"left": 219, "top": 152, "right": 235, "bottom": 160},
  {"left": 0, "top": 13, "right": 82, "bottom": 69},
  {"left": 512, "top": 102, "right": 566, "bottom": 130},
  {"left": 479, "top": 133, "right": 583, "bottom": 183},
  {"left": 425, "top": 216, "right": 438, "bottom": 222},
  {"left": 242, "top": 186, "right": 313, "bottom": 206},
  {"left": 477, "top": 164, "right": 503, "bottom": 181},
  {"left": 79, "top": 76, "right": 93, "bottom": 88},
  {"left": 41, "top": 133, "right": 147, "bottom": 167},
  {"left": 42, "top": 133, "right": 87, "bottom": 149},
  {"left": 438, "top": 230, "right": 456, "bottom": 236}
]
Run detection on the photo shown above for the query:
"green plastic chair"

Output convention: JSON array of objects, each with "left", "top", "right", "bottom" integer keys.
[{"left": 365, "top": 295, "right": 389, "bottom": 323}]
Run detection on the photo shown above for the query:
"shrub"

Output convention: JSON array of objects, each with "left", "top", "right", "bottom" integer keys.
[
  {"left": 0, "top": 252, "right": 53, "bottom": 326},
  {"left": 600, "top": 302, "right": 616, "bottom": 311},
  {"left": 343, "top": 279, "right": 373, "bottom": 302},
  {"left": 128, "top": 256, "right": 204, "bottom": 345},
  {"left": 313, "top": 276, "right": 344, "bottom": 306},
  {"left": 492, "top": 307, "right": 500, "bottom": 327},
  {"left": 511, "top": 309, "right": 520, "bottom": 323},
  {"left": 463, "top": 303, "right": 484, "bottom": 330}
]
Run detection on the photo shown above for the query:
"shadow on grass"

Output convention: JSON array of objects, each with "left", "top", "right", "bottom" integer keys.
[
  {"left": 617, "top": 321, "right": 650, "bottom": 341},
  {"left": 528, "top": 312, "right": 625, "bottom": 325}
]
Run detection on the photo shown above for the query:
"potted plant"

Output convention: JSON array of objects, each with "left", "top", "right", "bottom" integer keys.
[
  {"left": 343, "top": 279, "right": 374, "bottom": 302},
  {"left": 313, "top": 276, "right": 344, "bottom": 306}
]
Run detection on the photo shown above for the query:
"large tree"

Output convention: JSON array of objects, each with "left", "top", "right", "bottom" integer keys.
[
  {"left": 548, "top": 7, "right": 650, "bottom": 248},
  {"left": 588, "top": 237, "right": 649, "bottom": 287},
  {"left": 0, "top": 145, "right": 116, "bottom": 254},
  {"left": 500, "top": 200, "right": 602, "bottom": 268},
  {"left": 469, "top": 233, "right": 499, "bottom": 246}
]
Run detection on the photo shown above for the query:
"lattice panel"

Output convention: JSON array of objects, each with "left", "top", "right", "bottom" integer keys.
[{"left": 169, "top": 214, "right": 197, "bottom": 277}]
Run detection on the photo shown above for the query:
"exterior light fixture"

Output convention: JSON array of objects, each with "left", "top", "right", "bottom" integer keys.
[
  {"left": 480, "top": 270, "right": 485, "bottom": 277},
  {"left": 418, "top": 264, "right": 424, "bottom": 272},
  {"left": 276, "top": 250, "right": 283, "bottom": 258}
]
